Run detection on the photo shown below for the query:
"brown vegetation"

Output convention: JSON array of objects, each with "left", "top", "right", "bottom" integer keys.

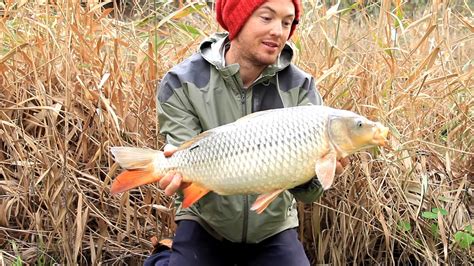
[{"left": 0, "top": 0, "right": 472, "bottom": 265}]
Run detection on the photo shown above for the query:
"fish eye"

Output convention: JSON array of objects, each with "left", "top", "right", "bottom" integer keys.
[{"left": 356, "top": 120, "right": 363, "bottom": 128}]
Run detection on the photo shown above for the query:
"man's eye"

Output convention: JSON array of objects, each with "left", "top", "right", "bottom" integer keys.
[{"left": 283, "top": 21, "right": 292, "bottom": 27}]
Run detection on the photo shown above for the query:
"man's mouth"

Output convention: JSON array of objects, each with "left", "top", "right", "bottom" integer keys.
[{"left": 262, "top": 41, "right": 279, "bottom": 48}]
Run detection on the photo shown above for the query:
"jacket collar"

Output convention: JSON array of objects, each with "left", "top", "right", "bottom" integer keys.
[{"left": 199, "top": 32, "right": 295, "bottom": 77}]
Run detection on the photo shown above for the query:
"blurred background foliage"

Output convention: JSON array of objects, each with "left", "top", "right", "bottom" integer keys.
[{"left": 0, "top": 0, "right": 472, "bottom": 265}]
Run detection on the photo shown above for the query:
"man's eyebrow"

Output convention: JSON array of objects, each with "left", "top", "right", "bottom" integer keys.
[{"left": 258, "top": 6, "right": 295, "bottom": 18}]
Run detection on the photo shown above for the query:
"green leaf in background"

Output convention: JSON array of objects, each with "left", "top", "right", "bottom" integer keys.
[
  {"left": 177, "top": 23, "right": 202, "bottom": 37},
  {"left": 431, "top": 208, "right": 448, "bottom": 216},
  {"left": 421, "top": 211, "right": 438, "bottom": 220},
  {"left": 398, "top": 220, "right": 412, "bottom": 232},
  {"left": 454, "top": 231, "right": 473, "bottom": 250},
  {"left": 430, "top": 224, "right": 439, "bottom": 238},
  {"left": 341, "top": 3, "right": 359, "bottom": 16},
  {"left": 464, "top": 225, "right": 472, "bottom": 233},
  {"left": 373, "top": 33, "right": 392, "bottom": 57},
  {"left": 394, "top": 5, "right": 405, "bottom": 29},
  {"left": 422, "top": 208, "right": 448, "bottom": 219},
  {"left": 150, "top": 35, "right": 168, "bottom": 52},
  {"left": 294, "top": 37, "right": 301, "bottom": 52},
  {"left": 13, "top": 256, "right": 23, "bottom": 266},
  {"left": 172, "top": 3, "right": 206, "bottom": 19}
]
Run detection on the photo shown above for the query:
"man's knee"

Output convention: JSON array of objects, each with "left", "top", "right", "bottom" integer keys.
[
  {"left": 253, "top": 229, "right": 310, "bottom": 266},
  {"left": 144, "top": 249, "right": 171, "bottom": 266}
]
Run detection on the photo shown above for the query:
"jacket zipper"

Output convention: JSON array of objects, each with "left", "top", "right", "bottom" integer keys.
[
  {"left": 240, "top": 90, "right": 246, "bottom": 116},
  {"left": 238, "top": 82, "right": 249, "bottom": 243},
  {"left": 235, "top": 75, "right": 273, "bottom": 243},
  {"left": 238, "top": 77, "right": 270, "bottom": 243}
]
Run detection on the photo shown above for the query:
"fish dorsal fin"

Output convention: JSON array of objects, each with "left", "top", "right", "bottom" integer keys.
[
  {"left": 176, "top": 109, "right": 279, "bottom": 152},
  {"left": 176, "top": 131, "right": 214, "bottom": 152},
  {"left": 234, "top": 109, "right": 276, "bottom": 124}
]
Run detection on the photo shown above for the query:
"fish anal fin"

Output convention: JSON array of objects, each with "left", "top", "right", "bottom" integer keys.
[
  {"left": 315, "top": 151, "right": 337, "bottom": 190},
  {"left": 250, "top": 189, "right": 285, "bottom": 214},
  {"left": 182, "top": 183, "right": 210, "bottom": 208},
  {"left": 111, "top": 168, "right": 158, "bottom": 194}
]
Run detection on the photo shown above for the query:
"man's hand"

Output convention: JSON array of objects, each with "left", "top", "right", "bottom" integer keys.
[
  {"left": 159, "top": 144, "right": 189, "bottom": 196},
  {"left": 335, "top": 157, "right": 350, "bottom": 175}
]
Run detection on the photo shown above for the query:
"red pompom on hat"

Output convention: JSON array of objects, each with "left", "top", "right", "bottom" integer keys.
[{"left": 216, "top": 0, "right": 301, "bottom": 40}]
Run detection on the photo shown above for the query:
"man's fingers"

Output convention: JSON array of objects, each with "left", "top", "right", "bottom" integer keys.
[
  {"left": 163, "top": 144, "right": 178, "bottom": 157},
  {"left": 335, "top": 157, "right": 350, "bottom": 175},
  {"left": 340, "top": 157, "right": 350, "bottom": 167},
  {"left": 335, "top": 162, "right": 344, "bottom": 175},
  {"left": 159, "top": 171, "right": 175, "bottom": 190},
  {"left": 164, "top": 174, "right": 182, "bottom": 196}
]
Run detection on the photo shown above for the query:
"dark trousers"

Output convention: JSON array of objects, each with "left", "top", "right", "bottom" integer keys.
[{"left": 144, "top": 220, "right": 310, "bottom": 266}]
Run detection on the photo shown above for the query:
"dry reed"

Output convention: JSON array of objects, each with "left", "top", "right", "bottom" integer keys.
[{"left": 0, "top": 0, "right": 472, "bottom": 265}]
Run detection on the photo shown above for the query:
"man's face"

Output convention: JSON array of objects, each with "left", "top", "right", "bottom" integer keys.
[{"left": 231, "top": 0, "right": 296, "bottom": 67}]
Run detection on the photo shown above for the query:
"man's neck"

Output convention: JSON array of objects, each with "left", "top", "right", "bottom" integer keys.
[{"left": 225, "top": 47, "right": 266, "bottom": 88}]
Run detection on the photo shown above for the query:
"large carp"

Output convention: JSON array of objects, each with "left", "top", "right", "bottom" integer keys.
[{"left": 110, "top": 105, "right": 389, "bottom": 213}]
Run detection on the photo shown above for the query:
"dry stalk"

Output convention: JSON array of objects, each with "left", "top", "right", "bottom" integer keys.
[{"left": 0, "top": 0, "right": 472, "bottom": 265}]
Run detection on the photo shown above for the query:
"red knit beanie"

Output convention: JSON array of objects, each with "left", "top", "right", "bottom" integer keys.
[{"left": 216, "top": 0, "right": 301, "bottom": 40}]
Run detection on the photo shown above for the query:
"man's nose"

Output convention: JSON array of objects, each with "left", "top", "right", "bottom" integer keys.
[{"left": 269, "top": 21, "right": 283, "bottom": 36}]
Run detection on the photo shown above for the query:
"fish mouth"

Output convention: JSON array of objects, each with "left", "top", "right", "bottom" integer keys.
[{"left": 373, "top": 123, "right": 390, "bottom": 147}]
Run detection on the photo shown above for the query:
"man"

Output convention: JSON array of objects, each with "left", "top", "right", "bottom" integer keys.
[{"left": 145, "top": 0, "right": 346, "bottom": 265}]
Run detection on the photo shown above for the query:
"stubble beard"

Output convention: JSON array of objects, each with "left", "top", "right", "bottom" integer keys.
[
  {"left": 231, "top": 36, "right": 281, "bottom": 68},
  {"left": 248, "top": 50, "right": 279, "bottom": 68}
]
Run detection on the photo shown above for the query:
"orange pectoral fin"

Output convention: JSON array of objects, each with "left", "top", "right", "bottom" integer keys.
[
  {"left": 250, "top": 189, "right": 285, "bottom": 214},
  {"left": 315, "top": 152, "right": 337, "bottom": 190},
  {"left": 182, "top": 183, "right": 210, "bottom": 208},
  {"left": 111, "top": 169, "right": 160, "bottom": 194}
]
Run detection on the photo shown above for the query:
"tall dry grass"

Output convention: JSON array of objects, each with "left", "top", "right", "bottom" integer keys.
[{"left": 0, "top": 0, "right": 472, "bottom": 265}]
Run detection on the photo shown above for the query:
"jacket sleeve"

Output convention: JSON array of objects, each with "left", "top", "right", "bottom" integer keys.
[
  {"left": 297, "top": 76, "right": 323, "bottom": 106},
  {"left": 290, "top": 76, "right": 325, "bottom": 203},
  {"left": 156, "top": 72, "right": 202, "bottom": 147}
]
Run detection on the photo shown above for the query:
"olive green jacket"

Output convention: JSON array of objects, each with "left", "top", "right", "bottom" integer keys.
[{"left": 156, "top": 33, "right": 323, "bottom": 243}]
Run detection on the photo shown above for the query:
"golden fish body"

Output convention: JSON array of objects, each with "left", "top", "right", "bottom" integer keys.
[{"left": 111, "top": 105, "right": 389, "bottom": 213}]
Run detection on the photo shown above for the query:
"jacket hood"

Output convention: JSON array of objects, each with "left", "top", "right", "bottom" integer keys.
[{"left": 198, "top": 32, "right": 295, "bottom": 74}]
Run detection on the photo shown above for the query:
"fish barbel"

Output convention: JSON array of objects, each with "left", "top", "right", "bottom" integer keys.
[{"left": 110, "top": 105, "right": 389, "bottom": 213}]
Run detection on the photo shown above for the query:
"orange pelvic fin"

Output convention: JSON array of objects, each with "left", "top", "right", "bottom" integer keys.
[
  {"left": 315, "top": 151, "right": 337, "bottom": 190},
  {"left": 110, "top": 169, "right": 160, "bottom": 194},
  {"left": 182, "top": 183, "right": 210, "bottom": 208},
  {"left": 250, "top": 189, "right": 285, "bottom": 214}
]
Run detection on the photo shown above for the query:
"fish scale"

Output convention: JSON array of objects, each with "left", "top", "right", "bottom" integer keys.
[{"left": 110, "top": 105, "right": 389, "bottom": 213}]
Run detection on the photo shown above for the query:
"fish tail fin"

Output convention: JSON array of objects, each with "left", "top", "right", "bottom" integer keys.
[
  {"left": 110, "top": 169, "right": 159, "bottom": 194},
  {"left": 182, "top": 183, "right": 210, "bottom": 208},
  {"left": 110, "top": 147, "right": 166, "bottom": 194},
  {"left": 110, "top": 146, "right": 163, "bottom": 169}
]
